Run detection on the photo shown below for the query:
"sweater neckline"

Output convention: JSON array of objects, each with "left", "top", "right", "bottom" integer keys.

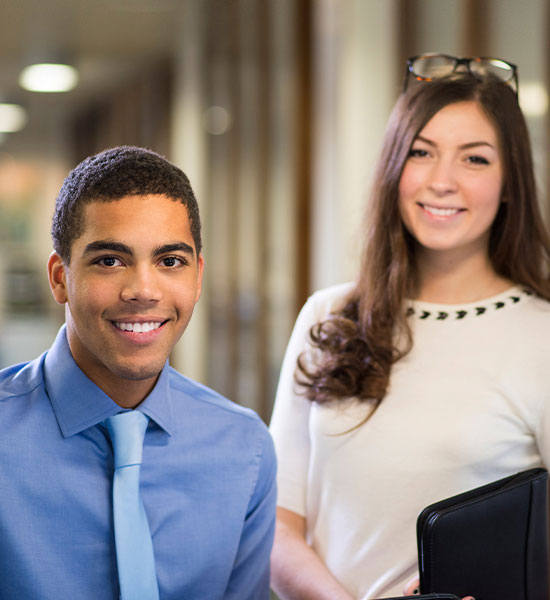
[{"left": 405, "top": 285, "right": 531, "bottom": 321}]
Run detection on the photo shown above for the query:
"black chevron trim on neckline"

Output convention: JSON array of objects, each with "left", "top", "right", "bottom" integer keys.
[{"left": 405, "top": 289, "right": 530, "bottom": 320}]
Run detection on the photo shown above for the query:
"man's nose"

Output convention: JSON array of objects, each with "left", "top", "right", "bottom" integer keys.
[{"left": 120, "top": 266, "right": 162, "bottom": 303}]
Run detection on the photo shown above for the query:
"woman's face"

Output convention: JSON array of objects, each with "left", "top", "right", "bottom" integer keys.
[{"left": 398, "top": 100, "right": 503, "bottom": 264}]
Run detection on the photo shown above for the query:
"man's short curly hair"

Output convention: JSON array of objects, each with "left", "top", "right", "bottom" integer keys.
[{"left": 52, "top": 146, "right": 202, "bottom": 262}]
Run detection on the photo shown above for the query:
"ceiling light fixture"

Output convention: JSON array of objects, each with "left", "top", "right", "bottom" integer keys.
[
  {"left": 0, "top": 104, "right": 28, "bottom": 132},
  {"left": 19, "top": 63, "right": 79, "bottom": 93}
]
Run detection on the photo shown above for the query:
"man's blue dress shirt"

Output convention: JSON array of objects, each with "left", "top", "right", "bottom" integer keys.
[{"left": 0, "top": 326, "right": 277, "bottom": 599}]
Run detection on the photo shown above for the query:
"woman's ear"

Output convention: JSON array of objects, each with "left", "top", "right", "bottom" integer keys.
[{"left": 47, "top": 252, "right": 68, "bottom": 304}]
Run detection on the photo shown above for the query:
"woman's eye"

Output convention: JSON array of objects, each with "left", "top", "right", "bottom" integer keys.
[
  {"left": 467, "top": 155, "right": 490, "bottom": 165},
  {"left": 408, "top": 148, "right": 429, "bottom": 158},
  {"left": 96, "top": 256, "right": 122, "bottom": 267}
]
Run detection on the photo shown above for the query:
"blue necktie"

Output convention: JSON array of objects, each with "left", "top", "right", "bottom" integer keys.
[{"left": 106, "top": 411, "right": 160, "bottom": 600}]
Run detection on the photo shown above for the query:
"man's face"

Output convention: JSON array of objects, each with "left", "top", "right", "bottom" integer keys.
[{"left": 48, "top": 194, "right": 203, "bottom": 402}]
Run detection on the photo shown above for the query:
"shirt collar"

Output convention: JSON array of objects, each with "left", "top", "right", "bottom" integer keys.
[{"left": 44, "top": 325, "right": 174, "bottom": 437}]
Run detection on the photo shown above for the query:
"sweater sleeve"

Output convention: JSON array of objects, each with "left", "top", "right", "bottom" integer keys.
[
  {"left": 533, "top": 361, "right": 550, "bottom": 470},
  {"left": 269, "top": 284, "right": 352, "bottom": 517}
]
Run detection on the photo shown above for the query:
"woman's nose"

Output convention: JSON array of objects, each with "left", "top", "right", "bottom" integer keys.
[{"left": 427, "top": 160, "right": 458, "bottom": 196}]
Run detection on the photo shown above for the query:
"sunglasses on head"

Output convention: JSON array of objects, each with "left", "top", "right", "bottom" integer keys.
[{"left": 403, "top": 53, "right": 518, "bottom": 95}]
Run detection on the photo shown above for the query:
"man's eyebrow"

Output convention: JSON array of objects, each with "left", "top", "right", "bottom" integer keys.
[
  {"left": 82, "top": 240, "right": 196, "bottom": 258},
  {"left": 83, "top": 241, "right": 133, "bottom": 255},
  {"left": 415, "top": 135, "right": 496, "bottom": 150},
  {"left": 153, "top": 242, "right": 195, "bottom": 257}
]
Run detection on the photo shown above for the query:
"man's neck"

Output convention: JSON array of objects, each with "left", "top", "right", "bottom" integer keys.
[{"left": 76, "top": 359, "right": 160, "bottom": 408}]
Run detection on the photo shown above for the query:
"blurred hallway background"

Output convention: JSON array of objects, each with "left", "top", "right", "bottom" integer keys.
[{"left": 0, "top": 0, "right": 548, "bottom": 422}]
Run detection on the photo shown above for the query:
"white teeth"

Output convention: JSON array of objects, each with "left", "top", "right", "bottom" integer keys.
[
  {"left": 423, "top": 204, "right": 460, "bottom": 216},
  {"left": 115, "top": 322, "right": 161, "bottom": 333}
]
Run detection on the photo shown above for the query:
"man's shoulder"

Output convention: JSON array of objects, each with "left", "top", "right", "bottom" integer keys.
[
  {"left": 0, "top": 355, "right": 45, "bottom": 402},
  {"left": 166, "top": 367, "right": 268, "bottom": 428}
]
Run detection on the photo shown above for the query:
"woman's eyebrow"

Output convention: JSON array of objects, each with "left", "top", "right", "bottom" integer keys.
[
  {"left": 459, "top": 141, "right": 496, "bottom": 150},
  {"left": 414, "top": 135, "right": 496, "bottom": 151}
]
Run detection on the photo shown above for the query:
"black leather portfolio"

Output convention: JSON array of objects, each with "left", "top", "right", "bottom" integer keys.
[
  {"left": 417, "top": 467, "right": 549, "bottom": 600},
  {"left": 376, "top": 595, "right": 459, "bottom": 599}
]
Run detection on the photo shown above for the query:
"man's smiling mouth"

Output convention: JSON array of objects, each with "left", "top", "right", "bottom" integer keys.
[{"left": 113, "top": 321, "right": 164, "bottom": 333}]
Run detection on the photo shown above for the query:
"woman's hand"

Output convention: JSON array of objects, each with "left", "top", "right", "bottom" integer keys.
[
  {"left": 403, "top": 575, "right": 475, "bottom": 599},
  {"left": 271, "top": 507, "right": 354, "bottom": 600}
]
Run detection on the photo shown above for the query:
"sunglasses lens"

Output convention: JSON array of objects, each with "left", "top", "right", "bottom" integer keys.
[
  {"left": 469, "top": 58, "right": 515, "bottom": 83},
  {"left": 410, "top": 55, "right": 456, "bottom": 79}
]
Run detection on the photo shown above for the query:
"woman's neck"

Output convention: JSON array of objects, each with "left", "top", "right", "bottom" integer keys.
[{"left": 413, "top": 247, "right": 513, "bottom": 304}]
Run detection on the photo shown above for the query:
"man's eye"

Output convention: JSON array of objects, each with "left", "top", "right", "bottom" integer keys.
[
  {"left": 96, "top": 257, "right": 122, "bottom": 267},
  {"left": 160, "top": 256, "right": 186, "bottom": 267}
]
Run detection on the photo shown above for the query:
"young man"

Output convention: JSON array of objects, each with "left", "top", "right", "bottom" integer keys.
[{"left": 0, "top": 147, "right": 276, "bottom": 599}]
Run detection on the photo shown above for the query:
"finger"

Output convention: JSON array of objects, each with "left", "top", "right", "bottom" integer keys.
[{"left": 403, "top": 575, "right": 420, "bottom": 595}]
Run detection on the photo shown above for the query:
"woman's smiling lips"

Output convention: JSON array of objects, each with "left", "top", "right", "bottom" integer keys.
[{"left": 418, "top": 202, "right": 466, "bottom": 218}]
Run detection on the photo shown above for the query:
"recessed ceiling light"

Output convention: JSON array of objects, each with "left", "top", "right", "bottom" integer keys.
[
  {"left": 19, "top": 63, "right": 79, "bottom": 93},
  {"left": 0, "top": 104, "right": 28, "bottom": 132}
]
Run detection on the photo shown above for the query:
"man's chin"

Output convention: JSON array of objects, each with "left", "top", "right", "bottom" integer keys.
[{"left": 109, "top": 362, "right": 165, "bottom": 383}]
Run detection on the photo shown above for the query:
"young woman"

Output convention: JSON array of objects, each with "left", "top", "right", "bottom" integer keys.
[{"left": 269, "top": 56, "right": 550, "bottom": 600}]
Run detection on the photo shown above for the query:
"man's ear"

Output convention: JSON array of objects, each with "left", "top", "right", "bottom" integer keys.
[
  {"left": 195, "top": 253, "right": 205, "bottom": 303},
  {"left": 47, "top": 252, "right": 68, "bottom": 304}
]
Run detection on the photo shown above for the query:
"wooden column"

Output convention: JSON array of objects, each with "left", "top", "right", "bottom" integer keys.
[{"left": 462, "top": 0, "right": 491, "bottom": 56}]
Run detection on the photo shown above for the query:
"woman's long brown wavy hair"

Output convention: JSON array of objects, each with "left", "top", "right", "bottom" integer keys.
[{"left": 297, "top": 74, "right": 550, "bottom": 411}]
